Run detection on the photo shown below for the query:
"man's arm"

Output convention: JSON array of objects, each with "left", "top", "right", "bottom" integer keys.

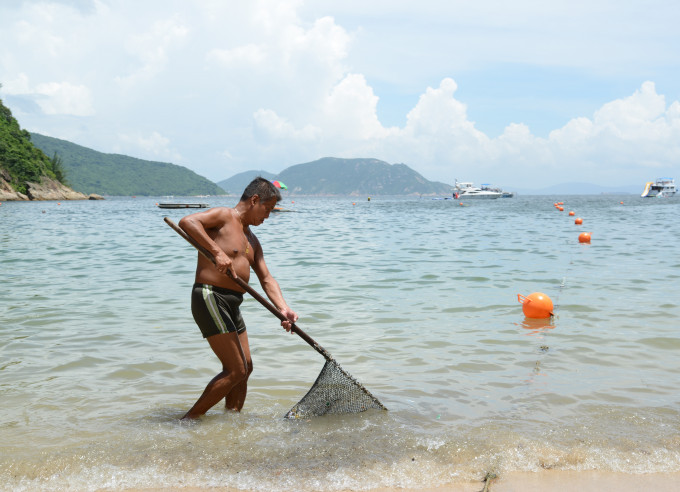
[
  {"left": 250, "top": 236, "right": 298, "bottom": 331},
  {"left": 178, "top": 208, "right": 233, "bottom": 275}
]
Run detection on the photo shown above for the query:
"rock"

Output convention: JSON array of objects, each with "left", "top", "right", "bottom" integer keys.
[
  {"left": 0, "top": 175, "right": 27, "bottom": 200},
  {"left": 25, "top": 178, "right": 88, "bottom": 201},
  {"left": 88, "top": 194, "right": 105, "bottom": 200}
]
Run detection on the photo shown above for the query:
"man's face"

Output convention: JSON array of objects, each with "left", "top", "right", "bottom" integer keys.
[{"left": 253, "top": 197, "right": 278, "bottom": 225}]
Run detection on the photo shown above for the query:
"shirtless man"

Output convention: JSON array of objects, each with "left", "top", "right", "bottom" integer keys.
[{"left": 178, "top": 177, "right": 298, "bottom": 420}]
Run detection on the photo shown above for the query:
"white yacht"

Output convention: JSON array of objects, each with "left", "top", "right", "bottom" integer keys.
[
  {"left": 453, "top": 180, "right": 502, "bottom": 199},
  {"left": 641, "top": 178, "right": 676, "bottom": 198}
]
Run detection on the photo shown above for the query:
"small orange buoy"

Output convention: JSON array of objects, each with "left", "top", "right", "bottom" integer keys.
[
  {"left": 568, "top": 211, "right": 575, "bottom": 216},
  {"left": 459, "top": 202, "right": 464, "bottom": 206},
  {"left": 518, "top": 292, "right": 554, "bottom": 318},
  {"left": 575, "top": 217, "right": 583, "bottom": 225},
  {"left": 558, "top": 206, "right": 564, "bottom": 211},
  {"left": 620, "top": 201, "right": 624, "bottom": 205},
  {"left": 578, "top": 232, "right": 591, "bottom": 243}
]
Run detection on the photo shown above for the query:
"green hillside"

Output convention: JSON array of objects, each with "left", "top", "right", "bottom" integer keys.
[
  {"left": 273, "top": 157, "right": 453, "bottom": 195},
  {"left": 217, "top": 170, "right": 276, "bottom": 195},
  {"left": 0, "top": 98, "right": 64, "bottom": 194},
  {"left": 30, "top": 133, "right": 226, "bottom": 196}
]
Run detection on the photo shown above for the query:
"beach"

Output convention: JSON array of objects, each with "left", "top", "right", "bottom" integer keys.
[
  {"left": 1, "top": 195, "right": 679, "bottom": 491},
  {"left": 125, "top": 471, "right": 680, "bottom": 491}
]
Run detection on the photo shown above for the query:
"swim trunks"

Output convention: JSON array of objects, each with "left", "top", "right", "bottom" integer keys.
[{"left": 191, "top": 283, "right": 246, "bottom": 338}]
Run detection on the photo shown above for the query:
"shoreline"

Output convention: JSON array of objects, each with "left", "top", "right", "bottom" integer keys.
[{"left": 123, "top": 471, "right": 680, "bottom": 492}]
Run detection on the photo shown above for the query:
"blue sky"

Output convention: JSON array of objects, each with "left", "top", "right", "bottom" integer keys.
[{"left": 1, "top": 0, "right": 679, "bottom": 189}]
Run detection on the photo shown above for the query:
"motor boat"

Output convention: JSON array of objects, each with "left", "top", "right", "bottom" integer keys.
[
  {"left": 453, "top": 180, "right": 502, "bottom": 199},
  {"left": 640, "top": 178, "right": 676, "bottom": 198}
]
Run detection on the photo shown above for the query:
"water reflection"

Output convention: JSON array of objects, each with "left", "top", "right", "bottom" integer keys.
[{"left": 517, "top": 316, "right": 556, "bottom": 334}]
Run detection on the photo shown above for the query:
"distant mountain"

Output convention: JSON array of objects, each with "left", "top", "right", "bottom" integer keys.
[
  {"left": 217, "top": 170, "right": 277, "bottom": 196},
  {"left": 30, "top": 133, "right": 226, "bottom": 196},
  {"left": 241, "top": 157, "right": 453, "bottom": 195}
]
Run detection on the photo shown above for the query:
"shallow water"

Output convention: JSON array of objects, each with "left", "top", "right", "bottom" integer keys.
[{"left": 1, "top": 194, "right": 679, "bottom": 490}]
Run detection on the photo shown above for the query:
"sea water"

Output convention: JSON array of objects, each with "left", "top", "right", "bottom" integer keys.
[{"left": 1, "top": 194, "right": 679, "bottom": 490}]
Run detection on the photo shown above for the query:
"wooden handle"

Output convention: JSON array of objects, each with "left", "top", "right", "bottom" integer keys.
[{"left": 164, "top": 217, "right": 332, "bottom": 360}]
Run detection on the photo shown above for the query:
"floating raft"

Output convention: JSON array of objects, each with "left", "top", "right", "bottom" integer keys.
[{"left": 157, "top": 203, "right": 209, "bottom": 209}]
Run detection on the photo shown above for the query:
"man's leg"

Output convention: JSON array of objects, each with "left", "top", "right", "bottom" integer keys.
[
  {"left": 182, "top": 332, "right": 247, "bottom": 420},
  {"left": 225, "top": 330, "right": 252, "bottom": 411}
]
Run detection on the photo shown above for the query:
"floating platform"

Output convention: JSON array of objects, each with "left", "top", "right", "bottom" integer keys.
[{"left": 157, "top": 203, "right": 209, "bottom": 209}]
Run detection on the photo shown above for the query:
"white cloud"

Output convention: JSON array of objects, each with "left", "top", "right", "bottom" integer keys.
[
  {"left": 115, "top": 16, "right": 189, "bottom": 87},
  {"left": 207, "top": 44, "right": 266, "bottom": 67},
  {"left": 2, "top": 74, "right": 94, "bottom": 116},
  {"left": 250, "top": 78, "right": 680, "bottom": 186},
  {"left": 34, "top": 81, "right": 94, "bottom": 116},
  {"left": 1, "top": 0, "right": 679, "bottom": 187},
  {"left": 322, "top": 73, "right": 389, "bottom": 140},
  {"left": 253, "top": 109, "right": 320, "bottom": 141},
  {"left": 2, "top": 73, "right": 32, "bottom": 94},
  {"left": 117, "top": 131, "right": 181, "bottom": 162}
]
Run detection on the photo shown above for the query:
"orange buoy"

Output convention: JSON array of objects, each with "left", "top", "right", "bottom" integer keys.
[
  {"left": 517, "top": 292, "right": 554, "bottom": 318},
  {"left": 459, "top": 202, "right": 464, "bottom": 206},
  {"left": 558, "top": 206, "right": 564, "bottom": 211},
  {"left": 575, "top": 217, "right": 583, "bottom": 225},
  {"left": 568, "top": 211, "right": 575, "bottom": 216},
  {"left": 620, "top": 201, "right": 624, "bottom": 205},
  {"left": 578, "top": 232, "right": 591, "bottom": 243}
]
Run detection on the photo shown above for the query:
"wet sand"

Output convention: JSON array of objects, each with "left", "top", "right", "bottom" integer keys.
[{"left": 127, "top": 470, "right": 680, "bottom": 492}]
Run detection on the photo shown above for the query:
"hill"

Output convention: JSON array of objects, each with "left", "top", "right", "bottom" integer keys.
[
  {"left": 217, "top": 170, "right": 276, "bottom": 195},
  {"left": 0, "top": 96, "right": 84, "bottom": 200},
  {"left": 30, "top": 133, "right": 226, "bottom": 196},
  {"left": 254, "top": 157, "right": 453, "bottom": 195}
]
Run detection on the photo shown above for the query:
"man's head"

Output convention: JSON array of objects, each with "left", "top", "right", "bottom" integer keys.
[{"left": 240, "top": 177, "right": 282, "bottom": 203}]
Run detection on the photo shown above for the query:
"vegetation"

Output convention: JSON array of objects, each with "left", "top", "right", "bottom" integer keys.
[
  {"left": 274, "top": 157, "right": 453, "bottom": 195},
  {"left": 3, "top": 88, "right": 447, "bottom": 198},
  {"left": 0, "top": 97, "right": 64, "bottom": 194},
  {"left": 30, "top": 133, "right": 226, "bottom": 196}
]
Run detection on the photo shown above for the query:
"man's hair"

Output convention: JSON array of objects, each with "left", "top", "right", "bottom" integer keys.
[{"left": 240, "top": 177, "right": 282, "bottom": 203}]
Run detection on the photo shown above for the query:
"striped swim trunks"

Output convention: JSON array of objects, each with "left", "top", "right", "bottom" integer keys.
[{"left": 191, "top": 283, "right": 247, "bottom": 338}]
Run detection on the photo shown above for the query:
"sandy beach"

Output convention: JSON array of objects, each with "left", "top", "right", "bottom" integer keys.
[{"left": 127, "top": 471, "right": 680, "bottom": 492}]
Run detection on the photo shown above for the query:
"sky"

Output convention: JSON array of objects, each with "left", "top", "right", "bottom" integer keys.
[{"left": 1, "top": 0, "right": 679, "bottom": 190}]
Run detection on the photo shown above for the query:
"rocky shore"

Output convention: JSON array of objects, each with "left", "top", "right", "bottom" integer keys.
[{"left": 0, "top": 176, "right": 103, "bottom": 201}]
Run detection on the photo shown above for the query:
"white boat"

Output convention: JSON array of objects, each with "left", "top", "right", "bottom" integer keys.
[
  {"left": 481, "top": 183, "right": 515, "bottom": 198},
  {"left": 640, "top": 178, "right": 676, "bottom": 198},
  {"left": 453, "top": 180, "right": 502, "bottom": 199}
]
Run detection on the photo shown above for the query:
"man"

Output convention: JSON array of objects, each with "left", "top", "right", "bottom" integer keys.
[{"left": 178, "top": 177, "right": 298, "bottom": 420}]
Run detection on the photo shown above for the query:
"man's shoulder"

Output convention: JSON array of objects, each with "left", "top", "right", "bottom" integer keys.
[{"left": 209, "top": 206, "right": 235, "bottom": 218}]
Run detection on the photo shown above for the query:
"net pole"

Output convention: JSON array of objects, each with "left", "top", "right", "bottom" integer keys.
[{"left": 164, "top": 217, "right": 332, "bottom": 360}]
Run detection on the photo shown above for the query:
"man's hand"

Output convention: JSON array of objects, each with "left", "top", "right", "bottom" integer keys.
[
  {"left": 280, "top": 307, "right": 299, "bottom": 333},
  {"left": 213, "top": 250, "right": 236, "bottom": 278}
]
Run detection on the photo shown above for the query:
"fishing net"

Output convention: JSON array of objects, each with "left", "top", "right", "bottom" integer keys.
[{"left": 285, "top": 358, "right": 387, "bottom": 419}]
